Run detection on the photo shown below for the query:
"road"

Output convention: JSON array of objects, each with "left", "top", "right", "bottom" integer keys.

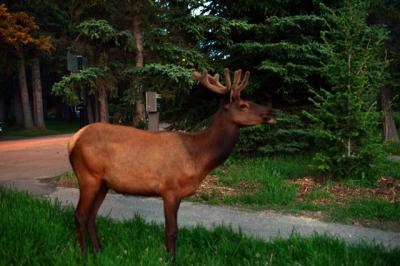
[
  {"left": 1, "top": 135, "right": 399, "bottom": 249},
  {"left": 0, "top": 135, "right": 71, "bottom": 195}
]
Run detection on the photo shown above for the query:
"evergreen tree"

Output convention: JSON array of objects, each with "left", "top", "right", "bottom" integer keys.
[
  {"left": 370, "top": 0, "right": 400, "bottom": 143},
  {"left": 52, "top": 19, "right": 131, "bottom": 123},
  {"left": 0, "top": 3, "right": 52, "bottom": 129},
  {"left": 124, "top": 0, "right": 211, "bottom": 127},
  {"left": 305, "top": 0, "right": 389, "bottom": 178}
]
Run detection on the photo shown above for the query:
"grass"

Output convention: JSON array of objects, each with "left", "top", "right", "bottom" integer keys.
[
  {"left": 384, "top": 142, "right": 400, "bottom": 156},
  {"left": 305, "top": 188, "right": 331, "bottom": 201},
  {"left": 215, "top": 155, "right": 313, "bottom": 184},
  {"left": 221, "top": 169, "right": 298, "bottom": 208},
  {"left": 330, "top": 199, "right": 400, "bottom": 222},
  {"left": 209, "top": 155, "right": 400, "bottom": 224},
  {"left": 212, "top": 155, "right": 311, "bottom": 208},
  {"left": 212, "top": 155, "right": 308, "bottom": 209},
  {"left": 0, "top": 119, "right": 80, "bottom": 140},
  {"left": 1, "top": 186, "right": 399, "bottom": 266},
  {"left": 53, "top": 171, "right": 79, "bottom": 188},
  {"left": 380, "top": 159, "right": 400, "bottom": 178}
]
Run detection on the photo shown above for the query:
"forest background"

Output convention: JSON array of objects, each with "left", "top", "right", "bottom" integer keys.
[{"left": 1, "top": 0, "right": 400, "bottom": 179}]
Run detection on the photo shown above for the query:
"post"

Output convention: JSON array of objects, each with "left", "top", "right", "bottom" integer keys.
[
  {"left": 67, "top": 52, "right": 88, "bottom": 127},
  {"left": 145, "top": 91, "right": 160, "bottom": 131}
]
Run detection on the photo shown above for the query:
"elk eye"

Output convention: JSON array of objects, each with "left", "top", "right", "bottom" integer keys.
[{"left": 239, "top": 104, "right": 249, "bottom": 110}]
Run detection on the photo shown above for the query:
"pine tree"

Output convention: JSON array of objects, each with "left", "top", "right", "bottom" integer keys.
[
  {"left": 0, "top": 4, "right": 52, "bottom": 129},
  {"left": 305, "top": 0, "right": 389, "bottom": 178}
]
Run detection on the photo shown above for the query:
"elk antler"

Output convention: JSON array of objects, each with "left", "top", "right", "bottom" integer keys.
[
  {"left": 230, "top": 69, "right": 250, "bottom": 100},
  {"left": 192, "top": 68, "right": 250, "bottom": 98},
  {"left": 192, "top": 69, "right": 228, "bottom": 94}
]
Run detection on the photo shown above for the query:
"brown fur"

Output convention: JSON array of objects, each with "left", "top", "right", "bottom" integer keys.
[{"left": 69, "top": 69, "right": 275, "bottom": 259}]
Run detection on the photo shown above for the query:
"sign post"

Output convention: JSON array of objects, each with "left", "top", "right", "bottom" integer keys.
[
  {"left": 67, "top": 52, "right": 87, "bottom": 127},
  {"left": 145, "top": 91, "right": 161, "bottom": 131}
]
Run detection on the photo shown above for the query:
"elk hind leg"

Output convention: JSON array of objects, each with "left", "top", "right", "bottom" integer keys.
[
  {"left": 87, "top": 182, "right": 108, "bottom": 253},
  {"left": 163, "top": 194, "right": 181, "bottom": 260}
]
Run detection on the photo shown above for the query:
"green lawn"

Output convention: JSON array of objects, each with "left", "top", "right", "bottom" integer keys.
[
  {"left": 0, "top": 119, "right": 80, "bottom": 140},
  {"left": 0, "top": 187, "right": 399, "bottom": 266},
  {"left": 206, "top": 155, "right": 400, "bottom": 225}
]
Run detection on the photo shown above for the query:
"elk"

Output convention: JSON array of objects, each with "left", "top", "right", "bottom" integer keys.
[{"left": 68, "top": 68, "right": 275, "bottom": 259}]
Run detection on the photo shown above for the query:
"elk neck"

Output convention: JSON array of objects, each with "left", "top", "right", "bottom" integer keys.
[{"left": 188, "top": 106, "right": 240, "bottom": 175}]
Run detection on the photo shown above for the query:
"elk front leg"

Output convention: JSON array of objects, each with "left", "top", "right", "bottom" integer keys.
[{"left": 162, "top": 194, "right": 181, "bottom": 259}]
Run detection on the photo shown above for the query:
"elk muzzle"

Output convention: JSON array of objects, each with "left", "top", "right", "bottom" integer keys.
[{"left": 262, "top": 110, "right": 276, "bottom": 125}]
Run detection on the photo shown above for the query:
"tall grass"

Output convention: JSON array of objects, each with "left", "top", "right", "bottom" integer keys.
[
  {"left": 380, "top": 159, "right": 400, "bottom": 179},
  {"left": 209, "top": 156, "right": 400, "bottom": 223},
  {"left": 220, "top": 155, "right": 314, "bottom": 181},
  {"left": 222, "top": 169, "right": 298, "bottom": 208},
  {"left": 330, "top": 199, "right": 400, "bottom": 222},
  {"left": 213, "top": 155, "right": 310, "bottom": 209},
  {"left": 1, "top": 187, "right": 399, "bottom": 265}
]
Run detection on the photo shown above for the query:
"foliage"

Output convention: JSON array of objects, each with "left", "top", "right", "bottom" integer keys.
[
  {"left": 305, "top": 0, "right": 389, "bottom": 179},
  {"left": 122, "top": 63, "right": 199, "bottom": 124},
  {"left": 52, "top": 66, "right": 116, "bottom": 106},
  {"left": 76, "top": 19, "right": 134, "bottom": 52},
  {"left": 238, "top": 110, "right": 315, "bottom": 155},
  {"left": 2, "top": 0, "right": 400, "bottom": 177},
  {"left": 196, "top": 1, "right": 327, "bottom": 106},
  {"left": 155, "top": 1, "right": 329, "bottom": 130},
  {"left": 125, "top": 63, "right": 197, "bottom": 97},
  {"left": 0, "top": 3, "right": 52, "bottom": 52},
  {"left": 370, "top": 1, "right": 400, "bottom": 111}
]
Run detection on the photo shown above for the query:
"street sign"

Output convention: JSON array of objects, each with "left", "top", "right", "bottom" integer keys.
[{"left": 67, "top": 51, "right": 88, "bottom": 72}]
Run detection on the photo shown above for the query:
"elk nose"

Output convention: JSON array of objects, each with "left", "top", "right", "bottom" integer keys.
[
  {"left": 264, "top": 116, "right": 276, "bottom": 124},
  {"left": 267, "top": 117, "right": 276, "bottom": 124},
  {"left": 263, "top": 110, "right": 276, "bottom": 124}
]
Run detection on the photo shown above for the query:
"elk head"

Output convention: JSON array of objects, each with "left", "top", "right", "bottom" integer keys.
[{"left": 192, "top": 68, "right": 276, "bottom": 126}]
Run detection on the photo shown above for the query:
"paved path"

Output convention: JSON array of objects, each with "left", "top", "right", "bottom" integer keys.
[
  {"left": 49, "top": 187, "right": 400, "bottom": 249},
  {"left": 0, "top": 135, "right": 71, "bottom": 196},
  {"left": 0, "top": 135, "right": 71, "bottom": 182},
  {"left": 1, "top": 135, "right": 400, "bottom": 250}
]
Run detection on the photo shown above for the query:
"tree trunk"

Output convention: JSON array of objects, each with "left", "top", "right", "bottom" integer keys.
[
  {"left": 93, "top": 96, "right": 100, "bottom": 122},
  {"left": 132, "top": 4, "right": 145, "bottom": 123},
  {"left": 17, "top": 50, "right": 34, "bottom": 129},
  {"left": 98, "top": 89, "right": 108, "bottom": 122},
  {"left": 14, "top": 89, "right": 24, "bottom": 127},
  {"left": 380, "top": 88, "right": 399, "bottom": 143},
  {"left": 0, "top": 95, "right": 4, "bottom": 124},
  {"left": 31, "top": 56, "right": 46, "bottom": 129},
  {"left": 105, "top": 94, "right": 109, "bottom": 122},
  {"left": 86, "top": 98, "right": 94, "bottom": 124}
]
